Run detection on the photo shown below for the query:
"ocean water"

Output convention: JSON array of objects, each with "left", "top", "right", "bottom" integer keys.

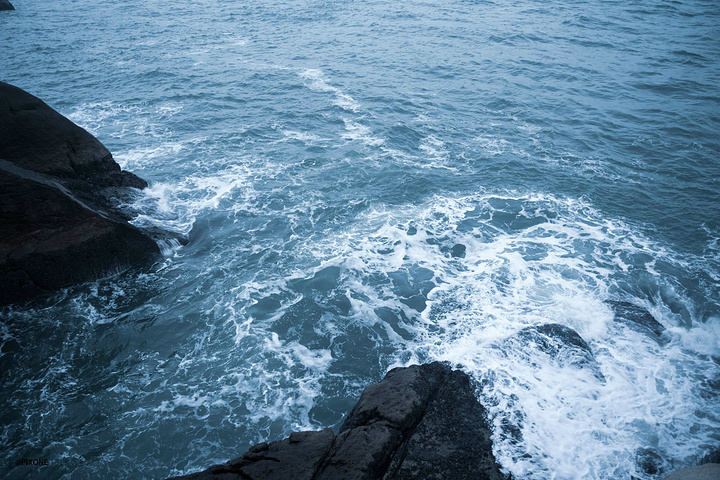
[{"left": 1, "top": 0, "right": 719, "bottom": 479}]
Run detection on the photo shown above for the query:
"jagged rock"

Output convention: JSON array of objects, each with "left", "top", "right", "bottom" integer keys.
[
  {"left": 0, "top": 82, "right": 160, "bottom": 305},
  {"left": 0, "top": 162, "right": 158, "bottom": 305},
  {"left": 0, "top": 0, "right": 14, "bottom": 11},
  {"left": 167, "top": 363, "right": 506, "bottom": 480},
  {"left": 606, "top": 300, "right": 668, "bottom": 345}
]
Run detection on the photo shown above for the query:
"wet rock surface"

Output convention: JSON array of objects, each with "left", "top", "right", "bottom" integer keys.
[
  {"left": 0, "top": 82, "right": 160, "bottom": 305},
  {"left": 167, "top": 362, "right": 506, "bottom": 480}
]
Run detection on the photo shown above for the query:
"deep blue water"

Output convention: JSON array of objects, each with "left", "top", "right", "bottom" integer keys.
[{"left": 1, "top": 0, "right": 720, "bottom": 479}]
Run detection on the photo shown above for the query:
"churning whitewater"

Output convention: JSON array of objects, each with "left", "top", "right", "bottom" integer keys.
[{"left": 1, "top": 0, "right": 719, "bottom": 479}]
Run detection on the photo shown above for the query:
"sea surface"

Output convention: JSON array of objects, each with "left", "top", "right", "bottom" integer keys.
[{"left": 1, "top": 0, "right": 719, "bottom": 479}]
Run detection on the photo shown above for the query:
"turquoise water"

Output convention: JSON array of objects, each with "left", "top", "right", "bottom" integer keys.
[{"left": 1, "top": 0, "right": 719, "bottom": 478}]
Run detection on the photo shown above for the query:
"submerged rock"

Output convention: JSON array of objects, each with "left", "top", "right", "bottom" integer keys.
[
  {"left": 0, "top": 82, "right": 160, "bottom": 305},
  {"left": 701, "top": 448, "right": 720, "bottom": 465},
  {"left": 606, "top": 300, "right": 668, "bottom": 345},
  {"left": 512, "top": 323, "right": 605, "bottom": 382},
  {"left": 635, "top": 447, "right": 667, "bottom": 476},
  {"left": 518, "top": 323, "right": 592, "bottom": 353},
  {"left": 451, "top": 243, "right": 466, "bottom": 258},
  {"left": 0, "top": 0, "right": 14, "bottom": 11},
  {"left": 167, "top": 362, "right": 506, "bottom": 480}
]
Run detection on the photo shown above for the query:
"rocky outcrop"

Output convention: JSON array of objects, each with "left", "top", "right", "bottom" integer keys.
[
  {"left": 167, "top": 362, "right": 507, "bottom": 480},
  {"left": 0, "top": 0, "right": 14, "bottom": 11},
  {"left": 0, "top": 82, "right": 160, "bottom": 305}
]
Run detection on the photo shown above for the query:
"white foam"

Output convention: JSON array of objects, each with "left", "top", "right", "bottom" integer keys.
[
  {"left": 341, "top": 118, "right": 385, "bottom": 146},
  {"left": 291, "top": 191, "right": 720, "bottom": 480},
  {"left": 473, "top": 135, "right": 510, "bottom": 156},
  {"left": 127, "top": 162, "right": 255, "bottom": 236},
  {"left": 299, "top": 69, "right": 361, "bottom": 112},
  {"left": 677, "top": 318, "right": 720, "bottom": 356},
  {"left": 64, "top": 101, "right": 183, "bottom": 139},
  {"left": 114, "top": 141, "right": 186, "bottom": 171},
  {"left": 279, "top": 129, "right": 327, "bottom": 145},
  {"left": 419, "top": 134, "right": 449, "bottom": 159},
  {"left": 64, "top": 102, "right": 143, "bottom": 137}
]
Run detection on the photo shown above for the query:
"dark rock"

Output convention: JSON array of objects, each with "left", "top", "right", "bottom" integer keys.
[
  {"left": 0, "top": 0, "right": 14, "bottom": 11},
  {"left": 0, "top": 82, "right": 160, "bottom": 305},
  {"left": 0, "top": 162, "right": 158, "bottom": 305},
  {"left": 381, "top": 366, "right": 502, "bottom": 480},
  {"left": 606, "top": 300, "right": 668, "bottom": 345},
  {"left": 167, "top": 363, "right": 507, "bottom": 480},
  {"left": 635, "top": 447, "right": 666, "bottom": 476},
  {"left": 521, "top": 323, "right": 591, "bottom": 353},
  {"left": 169, "top": 430, "right": 336, "bottom": 480}
]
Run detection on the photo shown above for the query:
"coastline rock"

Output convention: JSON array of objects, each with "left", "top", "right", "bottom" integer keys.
[
  {"left": 659, "top": 449, "right": 720, "bottom": 480},
  {"left": 0, "top": 0, "right": 14, "bottom": 11},
  {"left": 0, "top": 162, "right": 158, "bottom": 305},
  {"left": 0, "top": 82, "right": 160, "bottom": 305},
  {"left": 167, "top": 362, "right": 507, "bottom": 480}
]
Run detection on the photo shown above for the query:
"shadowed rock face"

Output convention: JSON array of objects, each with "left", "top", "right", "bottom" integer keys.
[
  {"left": 167, "top": 362, "right": 507, "bottom": 480},
  {"left": 0, "top": 163, "right": 158, "bottom": 305},
  {"left": 0, "top": 0, "right": 14, "bottom": 11},
  {"left": 0, "top": 82, "right": 159, "bottom": 305}
]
